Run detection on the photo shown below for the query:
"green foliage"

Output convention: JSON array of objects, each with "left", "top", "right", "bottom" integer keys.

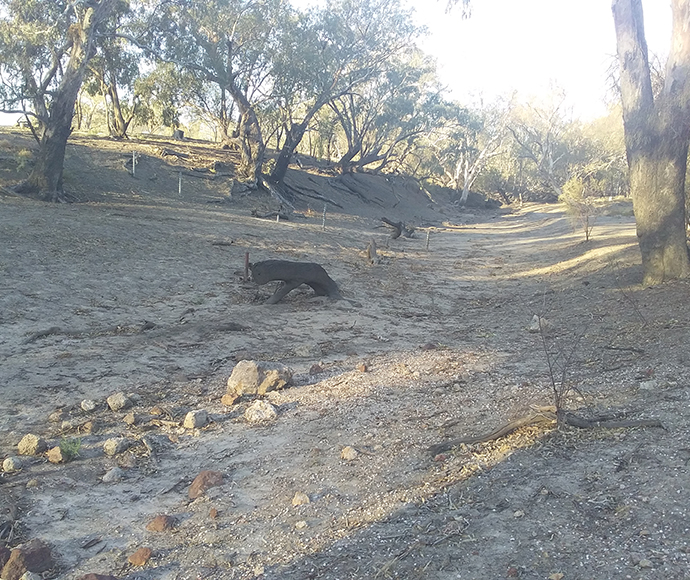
[{"left": 59, "top": 437, "right": 82, "bottom": 462}]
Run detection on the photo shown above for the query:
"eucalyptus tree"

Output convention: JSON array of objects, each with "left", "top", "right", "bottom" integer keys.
[
  {"left": 612, "top": 0, "right": 690, "bottom": 284},
  {"left": 131, "top": 0, "right": 287, "bottom": 183},
  {"left": 0, "top": 0, "right": 119, "bottom": 200},
  {"left": 84, "top": 2, "right": 141, "bottom": 138},
  {"left": 506, "top": 98, "right": 571, "bottom": 199},
  {"left": 427, "top": 100, "right": 509, "bottom": 202},
  {"left": 327, "top": 47, "right": 444, "bottom": 174},
  {"left": 268, "top": 0, "right": 422, "bottom": 185}
]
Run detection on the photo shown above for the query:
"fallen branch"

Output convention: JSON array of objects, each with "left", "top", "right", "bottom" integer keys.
[
  {"left": 428, "top": 408, "right": 664, "bottom": 456},
  {"left": 251, "top": 209, "right": 290, "bottom": 221}
]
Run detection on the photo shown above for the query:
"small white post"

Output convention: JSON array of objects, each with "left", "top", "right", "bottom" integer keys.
[
  {"left": 178, "top": 171, "right": 182, "bottom": 196},
  {"left": 322, "top": 204, "right": 327, "bottom": 231},
  {"left": 132, "top": 151, "right": 136, "bottom": 177}
]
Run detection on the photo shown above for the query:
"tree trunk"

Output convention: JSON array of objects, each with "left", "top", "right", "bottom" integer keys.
[
  {"left": 337, "top": 142, "right": 361, "bottom": 174},
  {"left": 612, "top": 0, "right": 690, "bottom": 284},
  {"left": 270, "top": 122, "right": 308, "bottom": 185},
  {"left": 17, "top": 1, "right": 116, "bottom": 201},
  {"left": 107, "top": 74, "right": 131, "bottom": 139},
  {"left": 18, "top": 66, "right": 84, "bottom": 201}
]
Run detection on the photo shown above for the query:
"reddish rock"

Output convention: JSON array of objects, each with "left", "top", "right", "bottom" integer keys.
[
  {"left": 188, "top": 470, "right": 223, "bottom": 499},
  {"left": 209, "top": 507, "right": 219, "bottom": 519},
  {"left": 356, "top": 362, "right": 368, "bottom": 372},
  {"left": 127, "top": 547, "right": 152, "bottom": 567},
  {"left": 145, "top": 515, "right": 175, "bottom": 532},
  {"left": 76, "top": 575, "right": 121, "bottom": 580},
  {"left": 1, "top": 539, "right": 54, "bottom": 580}
]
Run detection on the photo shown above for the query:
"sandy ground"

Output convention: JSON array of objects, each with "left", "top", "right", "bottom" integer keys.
[{"left": 0, "top": 132, "right": 689, "bottom": 580}]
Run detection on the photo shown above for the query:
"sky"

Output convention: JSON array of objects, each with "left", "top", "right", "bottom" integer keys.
[{"left": 406, "top": 0, "right": 672, "bottom": 120}]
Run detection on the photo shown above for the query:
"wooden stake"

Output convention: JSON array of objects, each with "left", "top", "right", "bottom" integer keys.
[{"left": 426, "top": 230, "right": 431, "bottom": 251}]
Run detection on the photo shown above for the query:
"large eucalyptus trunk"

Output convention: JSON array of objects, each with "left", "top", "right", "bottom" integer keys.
[
  {"left": 612, "top": 0, "right": 690, "bottom": 284},
  {"left": 17, "top": 1, "right": 116, "bottom": 201}
]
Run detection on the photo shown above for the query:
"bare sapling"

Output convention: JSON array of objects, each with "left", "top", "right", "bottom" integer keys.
[{"left": 560, "top": 177, "right": 596, "bottom": 241}]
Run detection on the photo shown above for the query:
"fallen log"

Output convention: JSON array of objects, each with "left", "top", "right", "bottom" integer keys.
[
  {"left": 251, "top": 209, "right": 291, "bottom": 221},
  {"left": 381, "top": 217, "right": 414, "bottom": 239},
  {"left": 250, "top": 260, "right": 343, "bottom": 304}
]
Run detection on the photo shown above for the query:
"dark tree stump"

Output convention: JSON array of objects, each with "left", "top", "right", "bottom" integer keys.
[{"left": 250, "top": 260, "right": 343, "bottom": 304}]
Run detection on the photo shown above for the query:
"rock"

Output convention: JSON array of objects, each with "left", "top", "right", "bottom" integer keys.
[
  {"left": 102, "top": 467, "right": 125, "bottom": 483},
  {"left": 292, "top": 492, "right": 310, "bottom": 506},
  {"left": 220, "top": 393, "right": 239, "bottom": 406},
  {"left": 145, "top": 515, "right": 175, "bottom": 532},
  {"left": 3, "top": 457, "right": 23, "bottom": 472},
  {"left": 639, "top": 379, "right": 659, "bottom": 391},
  {"left": 25, "top": 479, "right": 39, "bottom": 489},
  {"left": 340, "top": 446, "right": 358, "bottom": 461},
  {"left": 209, "top": 508, "right": 219, "bottom": 519},
  {"left": 183, "top": 410, "right": 208, "bottom": 429},
  {"left": 189, "top": 470, "right": 224, "bottom": 499},
  {"left": 243, "top": 400, "right": 277, "bottom": 423},
  {"left": 226, "top": 360, "right": 293, "bottom": 396},
  {"left": 81, "top": 421, "right": 97, "bottom": 435},
  {"left": 19, "top": 572, "right": 42, "bottom": 580},
  {"left": 356, "top": 362, "right": 368, "bottom": 372},
  {"left": 106, "top": 392, "right": 131, "bottom": 412},
  {"left": 76, "top": 575, "right": 121, "bottom": 580},
  {"left": 17, "top": 434, "right": 47, "bottom": 456},
  {"left": 80, "top": 399, "right": 97, "bottom": 412},
  {"left": 103, "top": 438, "right": 130, "bottom": 456},
  {"left": 528, "top": 314, "right": 550, "bottom": 333},
  {"left": 420, "top": 342, "right": 438, "bottom": 351},
  {"left": 127, "top": 547, "right": 152, "bottom": 567},
  {"left": 46, "top": 447, "right": 65, "bottom": 464},
  {"left": 1, "top": 539, "right": 54, "bottom": 580},
  {"left": 295, "top": 520, "right": 308, "bottom": 529},
  {"left": 48, "top": 410, "right": 68, "bottom": 423},
  {"left": 309, "top": 364, "right": 324, "bottom": 375},
  {"left": 122, "top": 412, "right": 137, "bottom": 426},
  {"left": 0, "top": 547, "right": 10, "bottom": 569},
  {"left": 639, "top": 559, "right": 652, "bottom": 568}
]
